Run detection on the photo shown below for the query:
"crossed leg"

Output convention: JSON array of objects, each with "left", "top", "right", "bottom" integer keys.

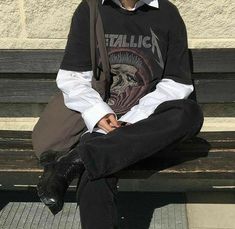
[{"left": 75, "top": 98, "right": 204, "bottom": 229}]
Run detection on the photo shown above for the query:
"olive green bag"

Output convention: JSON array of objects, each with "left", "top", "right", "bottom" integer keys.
[{"left": 32, "top": 0, "right": 111, "bottom": 159}]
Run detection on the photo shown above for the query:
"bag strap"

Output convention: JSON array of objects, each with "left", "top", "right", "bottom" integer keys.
[
  {"left": 87, "top": 0, "right": 110, "bottom": 83},
  {"left": 87, "top": 0, "right": 97, "bottom": 80},
  {"left": 96, "top": 6, "right": 111, "bottom": 83}
]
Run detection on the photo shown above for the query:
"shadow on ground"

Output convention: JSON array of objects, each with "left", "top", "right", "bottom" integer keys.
[{"left": 117, "top": 192, "right": 187, "bottom": 229}]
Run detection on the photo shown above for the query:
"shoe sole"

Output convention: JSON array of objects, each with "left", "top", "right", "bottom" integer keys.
[
  {"left": 38, "top": 191, "right": 62, "bottom": 215},
  {"left": 37, "top": 180, "right": 63, "bottom": 215}
]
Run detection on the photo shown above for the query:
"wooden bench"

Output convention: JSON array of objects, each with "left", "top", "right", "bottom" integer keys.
[{"left": 0, "top": 49, "right": 235, "bottom": 192}]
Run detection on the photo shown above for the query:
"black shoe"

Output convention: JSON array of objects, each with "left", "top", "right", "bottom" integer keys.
[{"left": 37, "top": 148, "right": 85, "bottom": 215}]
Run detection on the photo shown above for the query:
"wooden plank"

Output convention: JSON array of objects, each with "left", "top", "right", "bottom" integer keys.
[
  {"left": 0, "top": 73, "right": 55, "bottom": 79},
  {"left": 0, "top": 130, "right": 235, "bottom": 150},
  {"left": 0, "top": 49, "right": 234, "bottom": 73},
  {"left": 0, "top": 78, "right": 235, "bottom": 103},
  {"left": 0, "top": 131, "right": 235, "bottom": 154},
  {"left": 0, "top": 79, "right": 58, "bottom": 103},
  {"left": 194, "top": 79, "right": 235, "bottom": 103},
  {"left": 0, "top": 139, "right": 33, "bottom": 150},
  {"left": 190, "top": 49, "right": 235, "bottom": 73},
  {"left": 0, "top": 103, "right": 234, "bottom": 119},
  {"left": 0, "top": 131, "right": 234, "bottom": 186},
  {"left": 197, "top": 131, "right": 235, "bottom": 140},
  {"left": 0, "top": 130, "right": 32, "bottom": 139},
  {"left": 0, "top": 50, "right": 63, "bottom": 73},
  {"left": 199, "top": 103, "right": 235, "bottom": 117},
  {"left": 2, "top": 130, "right": 234, "bottom": 141},
  {"left": 0, "top": 150, "right": 34, "bottom": 157},
  {"left": 0, "top": 143, "right": 235, "bottom": 174},
  {"left": 1, "top": 72, "right": 234, "bottom": 80},
  {"left": 1, "top": 153, "right": 235, "bottom": 179},
  {"left": 192, "top": 73, "right": 235, "bottom": 80}
]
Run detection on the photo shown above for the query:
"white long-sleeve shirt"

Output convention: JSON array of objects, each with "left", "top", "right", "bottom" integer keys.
[{"left": 57, "top": 69, "right": 194, "bottom": 135}]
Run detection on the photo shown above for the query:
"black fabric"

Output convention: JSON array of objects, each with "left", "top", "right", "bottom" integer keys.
[
  {"left": 60, "top": 0, "right": 192, "bottom": 116},
  {"left": 61, "top": 1, "right": 91, "bottom": 72},
  {"left": 77, "top": 98, "right": 204, "bottom": 180},
  {"left": 76, "top": 168, "right": 118, "bottom": 229},
  {"left": 74, "top": 98, "right": 203, "bottom": 229},
  {"left": 76, "top": 133, "right": 118, "bottom": 229}
]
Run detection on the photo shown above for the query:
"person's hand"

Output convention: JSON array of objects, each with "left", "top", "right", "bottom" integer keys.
[{"left": 97, "top": 113, "right": 121, "bottom": 133}]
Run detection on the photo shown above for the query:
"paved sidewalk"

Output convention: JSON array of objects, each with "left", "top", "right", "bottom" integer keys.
[
  {"left": 186, "top": 192, "right": 235, "bottom": 229},
  {"left": 1, "top": 191, "right": 235, "bottom": 229},
  {"left": 0, "top": 191, "right": 188, "bottom": 229}
]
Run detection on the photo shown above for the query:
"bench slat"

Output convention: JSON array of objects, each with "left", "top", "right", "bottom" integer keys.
[
  {"left": 1, "top": 154, "right": 235, "bottom": 179},
  {"left": 0, "top": 130, "right": 235, "bottom": 140},
  {"left": 0, "top": 78, "right": 235, "bottom": 103},
  {"left": 0, "top": 130, "right": 32, "bottom": 139},
  {"left": 0, "top": 130, "right": 234, "bottom": 179},
  {"left": 0, "top": 50, "right": 63, "bottom": 74},
  {"left": 0, "top": 131, "right": 235, "bottom": 151},
  {"left": 190, "top": 49, "right": 235, "bottom": 73},
  {"left": 0, "top": 49, "right": 234, "bottom": 73}
]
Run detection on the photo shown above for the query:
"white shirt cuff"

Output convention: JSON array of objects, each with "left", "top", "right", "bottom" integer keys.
[{"left": 82, "top": 102, "right": 116, "bottom": 133}]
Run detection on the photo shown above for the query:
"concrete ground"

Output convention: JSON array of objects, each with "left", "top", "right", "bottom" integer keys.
[
  {"left": 1, "top": 191, "right": 235, "bottom": 229},
  {"left": 186, "top": 192, "right": 235, "bottom": 229}
]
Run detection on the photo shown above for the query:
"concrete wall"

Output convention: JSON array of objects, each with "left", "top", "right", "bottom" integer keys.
[{"left": 0, "top": 0, "right": 234, "bottom": 49}]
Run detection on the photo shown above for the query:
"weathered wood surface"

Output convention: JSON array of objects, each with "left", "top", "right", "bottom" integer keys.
[
  {"left": 0, "top": 131, "right": 235, "bottom": 192},
  {"left": 1, "top": 103, "right": 235, "bottom": 118},
  {"left": 0, "top": 131, "right": 235, "bottom": 179},
  {"left": 0, "top": 133, "right": 234, "bottom": 153},
  {"left": 0, "top": 50, "right": 64, "bottom": 74},
  {"left": 0, "top": 78, "right": 234, "bottom": 103},
  {"left": 0, "top": 49, "right": 234, "bottom": 73},
  {"left": 189, "top": 49, "right": 235, "bottom": 73}
]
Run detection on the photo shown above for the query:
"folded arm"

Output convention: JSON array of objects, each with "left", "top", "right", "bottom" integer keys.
[
  {"left": 119, "top": 7, "right": 193, "bottom": 124},
  {"left": 56, "top": 69, "right": 116, "bottom": 133},
  {"left": 118, "top": 79, "right": 193, "bottom": 124}
]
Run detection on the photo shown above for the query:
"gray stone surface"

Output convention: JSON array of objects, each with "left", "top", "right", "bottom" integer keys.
[
  {"left": 0, "top": 202, "right": 81, "bottom": 229},
  {"left": 0, "top": 0, "right": 235, "bottom": 48},
  {"left": 172, "top": 0, "right": 235, "bottom": 38},
  {"left": 0, "top": 192, "right": 188, "bottom": 229},
  {"left": 24, "top": 0, "right": 79, "bottom": 39},
  {"left": 0, "top": 0, "right": 22, "bottom": 38},
  {"left": 186, "top": 192, "right": 235, "bottom": 229}
]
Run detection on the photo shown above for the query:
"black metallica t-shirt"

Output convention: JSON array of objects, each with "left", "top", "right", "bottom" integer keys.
[{"left": 61, "top": 0, "right": 192, "bottom": 116}]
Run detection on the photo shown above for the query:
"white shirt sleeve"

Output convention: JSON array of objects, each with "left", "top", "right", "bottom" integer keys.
[
  {"left": 118, "top": 78, "right": 194, "bottom": 124},
  {"left": 56, "top": 69, "right": 116, "bottom": 133}
]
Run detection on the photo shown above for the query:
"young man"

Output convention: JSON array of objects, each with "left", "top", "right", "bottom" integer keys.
[{"left": 37, "top": 0, "right": 204, "bottom": 228}]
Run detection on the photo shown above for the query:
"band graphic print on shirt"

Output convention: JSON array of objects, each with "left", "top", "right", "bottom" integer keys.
[{"left": 102, "top": 28, "right": 164, "bottom": 115}]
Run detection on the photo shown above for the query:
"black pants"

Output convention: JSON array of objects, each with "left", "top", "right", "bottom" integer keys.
[{"left": 75, "top": 99, "right": 204, "bottom": 229}]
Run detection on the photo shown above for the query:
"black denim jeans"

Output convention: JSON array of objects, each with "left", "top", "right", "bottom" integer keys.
[{"left": 75, "top": 98, "right": 204, "bottom": 229}]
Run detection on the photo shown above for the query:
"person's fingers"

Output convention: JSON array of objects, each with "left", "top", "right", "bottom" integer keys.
[
  {"left": 108, "top": 115, "right": 120, "bottom": 128},
  {"left": 98, "top": 118, "right": 116, "bottom": 133}
]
